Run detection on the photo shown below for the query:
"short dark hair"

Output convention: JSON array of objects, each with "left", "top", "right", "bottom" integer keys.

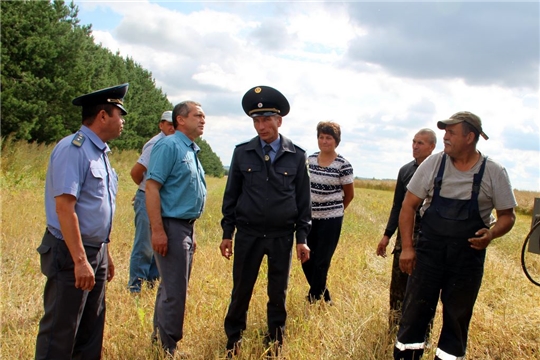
[
  {"left": 172, "top": 101, "right": 201, "bottom": 128},
  {"left": 82, "top": 104, "right": 116, "bottom": 125},
  {"left": 316, "top": 121, "right": 341, "bottom": 146}
]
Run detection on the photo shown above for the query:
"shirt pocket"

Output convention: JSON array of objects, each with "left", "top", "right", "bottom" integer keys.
[
  {"left": 240, "top": 163, "right": 262, "bottom": 186},
  {"left": 89, "top": 165, "right": 108, "bottom": 195},
  {"left": 37, "top": 244, "right": 53, "bottom": 276},
  {"left": 181, "top": 157, "right": 198, "bottom": 183},
  {"left": 275, "top": 166, "right": 297, "bottom": 189}
]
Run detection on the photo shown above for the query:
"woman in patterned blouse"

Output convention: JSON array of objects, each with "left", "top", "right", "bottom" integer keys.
[{"left": 303, "top": 121, "right": 355, "bottom": 303}]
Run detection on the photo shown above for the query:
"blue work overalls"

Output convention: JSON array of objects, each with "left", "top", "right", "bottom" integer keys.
[{"left": 395, "top": 154, "right": 488, "bottom": 360}]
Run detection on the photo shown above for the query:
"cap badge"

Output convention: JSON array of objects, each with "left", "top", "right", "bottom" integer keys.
[
  {"left": 255, "top": 87, "right": 262, "bottom": 93},
  {"left": 258, "top": 102, "right": 263, "bottom": 108},
  {"left": 107, "top": 98, "right": 124, "bottom": 105}
]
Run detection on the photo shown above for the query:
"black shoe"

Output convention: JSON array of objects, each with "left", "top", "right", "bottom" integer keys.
[
  {"left": 226, "top": 339, "right": 241, "bottom": 358},
  {"left": 324, "top": 299, "right": 334, "bottom": 306},
  {"left": 262, "top": 333, "right": 282, "bottom": 358},
  {"left": 164, "top": 350, "right": 188, "bottom": 359},
  {"left": 264, "top": 340, "right": 282, "bottom": 359},
  {"left": 323, "top": 289, "right": 332, "bottom": 303}
]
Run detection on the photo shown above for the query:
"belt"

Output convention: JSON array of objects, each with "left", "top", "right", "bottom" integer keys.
[
  {"left": 164, "top": 217, "right": 197, "bottom": 225},
  {"left": 46, "top": 228, "right": 61, "bottom": 239},
  {"left": 46, "top": 229, "right": 105, "bottom": 247}
]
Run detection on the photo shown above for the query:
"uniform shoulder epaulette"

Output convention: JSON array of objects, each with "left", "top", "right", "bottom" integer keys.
[
  {"left": 294, "top": 143, "right": 306, "bottom": 152},
  {"left": 235, "top": 140, "right": 250, "bottom": 148},
  {"left": 71, "top": 132, "right": 85, "bottom": 147}
]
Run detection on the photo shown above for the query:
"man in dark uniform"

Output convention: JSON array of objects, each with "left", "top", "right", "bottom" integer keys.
[
  {"left": 376, "top": 128, "right": 436, "bottom": 328},
  {"left": 36, "top": 84, "right": 128, "bottom": 359},
  {"left": 394, "top": 112, "right": 517, "bottom": 360},
  {"left": 219, "top": 86, "right": 312, "bottom": 357}
]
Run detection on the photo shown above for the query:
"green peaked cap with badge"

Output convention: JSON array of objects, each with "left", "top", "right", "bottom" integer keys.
[
  {"left": 242, "top": 85, "right": 290, "bottom": 118},
  {"left": 72, "top": 83, "right": 129, "bottom": 115}
]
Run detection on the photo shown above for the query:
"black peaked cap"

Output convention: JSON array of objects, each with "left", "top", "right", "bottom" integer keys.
[
  {"left": 72, "top": 83, "right": 129, "bottom": 115},
  {"left": 242, "top": 85, "right": 290, "bottom": 117}
]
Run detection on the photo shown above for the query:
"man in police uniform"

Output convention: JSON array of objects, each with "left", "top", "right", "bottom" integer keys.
[
  {"left": 219, "top": 86, "right": 312, "bottom": 357},
  {"left": 35, "top": 83, "right": 128, "bottom": 360},
  {"left": 146, "top": 101, "right": 207, "bottom": 357},
  {"left": 128, "top": 110, "right": 175, "bottom": 293},
  {"left": 394, "top": 112, "right": 516, "bottom": 360}
]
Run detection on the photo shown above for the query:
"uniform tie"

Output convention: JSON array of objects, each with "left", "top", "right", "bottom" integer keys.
[{"left": 264, "top": 144, "right": 272, "bottom": 163}]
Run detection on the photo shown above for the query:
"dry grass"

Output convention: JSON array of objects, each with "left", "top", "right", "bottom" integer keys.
[
  {"left": 1, "top": 140, "right": 540, "bottom": 359},
  {"left": 514, "top": 190, "right": 540, "bottom": 216},
  {"left": 353, "top": 178, "right": 396, "bottom": 192}
]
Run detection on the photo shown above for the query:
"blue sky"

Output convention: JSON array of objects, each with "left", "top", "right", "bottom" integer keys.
[{"left": 74, "top": 1, "right": 539, "bottom": 191}]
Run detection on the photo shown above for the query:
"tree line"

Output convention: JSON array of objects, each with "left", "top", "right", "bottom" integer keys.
[{"left": 1, "top": 0, "right": 224, "bottom": 177}]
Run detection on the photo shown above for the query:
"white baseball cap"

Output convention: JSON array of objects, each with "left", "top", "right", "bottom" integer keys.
[{"left": 160, "top": 110, "right": 173, "bottom": 122}]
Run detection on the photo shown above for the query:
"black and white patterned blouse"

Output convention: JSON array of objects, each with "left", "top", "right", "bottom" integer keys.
[{"left": 308, "top": 152, "right": 354, "bottom": 219}]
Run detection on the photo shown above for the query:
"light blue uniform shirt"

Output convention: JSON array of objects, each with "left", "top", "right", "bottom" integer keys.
[
  {"left": 137, "top": 131, "right": 166, "bottom": 191},
  {"left": 45, "top": 126, "right": 118, "bottom": 247},
  {"left": 260, "top": 137, "right": 281, "bottom": 163},
  {"left": 146, "top": 130, "right": 206, "bottom": 219}
]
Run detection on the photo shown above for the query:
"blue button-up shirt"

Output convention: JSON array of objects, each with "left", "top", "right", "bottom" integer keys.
[
  {"left": 45, "top": 125, "right": 118, "bottom": 247},
  {"left": 260, "top": 137, "right": 281, "bottom": 163},
  {"left": 146, "top": 130, "right": 207, "bottom": 219}
]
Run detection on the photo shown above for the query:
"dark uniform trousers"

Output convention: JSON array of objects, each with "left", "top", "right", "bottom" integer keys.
[
  {"left": 35, "top": 230, "right": 108, "bottom": 360},
  {"left": 224, "top": 231, "right": 293, "bottom": 344},
  {"left": 389, "top": 236, "right": 410, "bottom": 328},
  {"left": 389, "top": 230, "right": 421, "bottom": 329},
  {"left": 395, "top": 156, "right": 488, "bottom": 360}
]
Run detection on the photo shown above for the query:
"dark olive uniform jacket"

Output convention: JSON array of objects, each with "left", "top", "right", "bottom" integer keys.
[{"left": 221, "top": 134, "right": 312, "bottom": 244}]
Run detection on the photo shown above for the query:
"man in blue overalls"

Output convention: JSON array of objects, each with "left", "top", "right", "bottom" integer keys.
[{"left": 394, "top": 112, "right": 517, "bottom": 360}]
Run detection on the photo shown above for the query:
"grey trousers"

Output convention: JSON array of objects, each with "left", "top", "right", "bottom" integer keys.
[
  {"left": 152, "top": 218, "right": 194, "bottom": 354},
  {"left": 35, "top": 231, "right": 107, "bottom": 360}
]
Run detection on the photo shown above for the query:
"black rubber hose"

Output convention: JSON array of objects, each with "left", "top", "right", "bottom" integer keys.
[{"left": 521, "top": 221, "right": 540, "bottom": 287}]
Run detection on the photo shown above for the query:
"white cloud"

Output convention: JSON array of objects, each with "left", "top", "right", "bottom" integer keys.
[{"left": 74, "top": 0, "right": 539, "bottom": 191}]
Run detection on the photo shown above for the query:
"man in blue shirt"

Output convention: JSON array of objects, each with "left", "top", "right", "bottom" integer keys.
[
  {"left": 145, "top": 100, "right": 207, "bottom": 357},
  {"left": 128, "top": 110, "right": 175, "bottom": 293},
  {"left": 35, "top": 83, "right": 128, "bottom": 360}
]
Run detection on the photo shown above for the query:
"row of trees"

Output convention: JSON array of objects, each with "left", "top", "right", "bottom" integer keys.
[{"left": 1, "top": 0, "right": 224, "bottom": 177}]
